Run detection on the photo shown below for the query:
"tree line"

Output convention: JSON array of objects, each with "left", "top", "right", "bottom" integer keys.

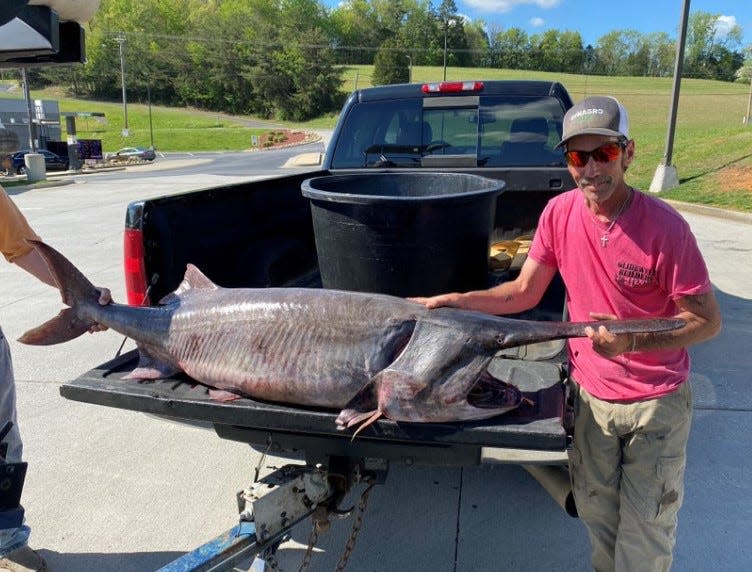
[{"left": 21, "top": 0, "right": 752, "bottom": 121}]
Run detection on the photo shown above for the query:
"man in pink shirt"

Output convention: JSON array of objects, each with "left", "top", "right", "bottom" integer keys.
[{"left": 413, "top": 96, "right": 722, "bottom": 571}]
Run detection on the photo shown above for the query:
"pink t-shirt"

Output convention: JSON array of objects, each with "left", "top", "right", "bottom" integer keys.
[{"left": 528, "top": 188, "right": 711, "bottom": 401}]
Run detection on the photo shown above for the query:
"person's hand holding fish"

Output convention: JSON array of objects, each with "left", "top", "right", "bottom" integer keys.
[
  {"left": 585, "top": 312, "right": 635, "bottom": 358},
  {"left": 89, "top": 287, "right": 112, "bottom": 332}
]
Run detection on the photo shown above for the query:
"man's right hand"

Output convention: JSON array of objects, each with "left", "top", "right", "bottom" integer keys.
[{"left": 408, "top": 293, "right": 461, "bottom": 309}]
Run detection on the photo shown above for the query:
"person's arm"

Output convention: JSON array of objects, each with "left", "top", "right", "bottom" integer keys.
[
  {"left": 585, "top": 290, "right": 722, "bottom": 357},
  {"left": 410, "top": 257, "right": 558, "bottom": 315},
  {"left": 13, "top": 246, "right": 58, "bottom": 288},
  {"left": 15, "top": 246, "right": 112, "bottom": 331}
]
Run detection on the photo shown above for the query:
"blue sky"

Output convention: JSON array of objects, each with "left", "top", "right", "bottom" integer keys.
[
  {"left": 455, "top": 0, "right": 751, "bottom": 48},
  {"left": 324, "top": 0, "right": 752, "bottom": 49}
]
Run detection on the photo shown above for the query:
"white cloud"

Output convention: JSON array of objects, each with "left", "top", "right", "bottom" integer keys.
[
  {"left": 714, "top": 15, "right": 738, "bottom": 38},
  {"left": 530, "top": 17, "right": 546, "bottom": 28},
  {"left": 464, "top": 0, "right": 561, "bottom": 13}
]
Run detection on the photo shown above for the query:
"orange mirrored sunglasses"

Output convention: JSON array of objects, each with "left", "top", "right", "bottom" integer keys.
[{"left": 565, "top": 141, "right": 626, "bottom": 167}]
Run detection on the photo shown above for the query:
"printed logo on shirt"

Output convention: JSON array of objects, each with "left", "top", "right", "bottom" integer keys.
[{"left": 616, "top": 261, "right": 656, "bottom": 288}]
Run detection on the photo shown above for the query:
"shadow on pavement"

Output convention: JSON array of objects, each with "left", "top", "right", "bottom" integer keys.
[
  {"left": 39, "top": 549, "right": 186, "bottom": 572},
  {"left": 690, "top": 286, "right": 752, "bottom": 410}
]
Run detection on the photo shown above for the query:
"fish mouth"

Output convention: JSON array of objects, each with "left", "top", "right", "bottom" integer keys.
[{"left": 466, "top": 370, "right": 524, "bottom": 409}]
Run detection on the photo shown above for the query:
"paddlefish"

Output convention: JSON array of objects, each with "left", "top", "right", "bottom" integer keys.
[{"left": 20, "top": 240, "right": 684, "bottom": 434}]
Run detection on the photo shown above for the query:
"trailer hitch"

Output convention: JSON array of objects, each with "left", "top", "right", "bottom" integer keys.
[{"left": 157, "top": 455, "right": 387, "bottom": 572}]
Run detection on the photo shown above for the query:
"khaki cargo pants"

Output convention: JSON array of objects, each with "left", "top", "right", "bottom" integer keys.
[{"left": 568, "top": 381, "right": 692, "bottom": 572}]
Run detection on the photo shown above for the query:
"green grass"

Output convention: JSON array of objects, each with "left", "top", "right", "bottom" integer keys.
[{"left": 3, "top": 65, "right": 751, "bottom": 212}]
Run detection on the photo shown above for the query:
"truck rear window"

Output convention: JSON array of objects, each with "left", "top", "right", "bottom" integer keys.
[{"left": 330, "top": 95, "right": 567, "bottom": 169}]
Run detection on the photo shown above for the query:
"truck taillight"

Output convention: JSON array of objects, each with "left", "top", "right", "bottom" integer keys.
[
  {"left": 123, "top": 228, "right": 150, "bottom": 306},
  {"left": 421, "top": 81, "right": 484, "bottom": 94}
]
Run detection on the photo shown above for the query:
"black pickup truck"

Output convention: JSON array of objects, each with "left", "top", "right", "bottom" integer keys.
[{"left": 62, "top": 80, "right": 576, "bottom": 469}]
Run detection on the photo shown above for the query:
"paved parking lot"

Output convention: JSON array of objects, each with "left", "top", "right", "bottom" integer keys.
[{"left": 1, "top": 172, "right": 750, "bottom": 571}]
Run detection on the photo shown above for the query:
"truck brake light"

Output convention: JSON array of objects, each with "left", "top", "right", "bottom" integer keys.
[
  {"left": 422, "top": 81, "right": 484, "bottom": 94},
  {"left": 123, "top": 228, "right": 150, "bottom": 306}
]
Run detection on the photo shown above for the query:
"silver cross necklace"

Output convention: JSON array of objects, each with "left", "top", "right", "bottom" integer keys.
[{"left": 594, "top": 188, "right": 632, "bottom": 247}]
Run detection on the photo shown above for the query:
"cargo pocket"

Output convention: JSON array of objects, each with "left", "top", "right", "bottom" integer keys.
[
  {"left": 567, "top": 447, "right": 589, "bottom": 507},
  {"left": 630, "top": 456, "right": 685, "bottom": 523},
  {"left": 568, "top": 447, "right": 583, "bottom": 484}
]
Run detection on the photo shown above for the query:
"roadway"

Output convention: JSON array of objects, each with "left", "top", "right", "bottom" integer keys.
[{"left": 0, "top": 146, "right": 750, "bottom": 571}]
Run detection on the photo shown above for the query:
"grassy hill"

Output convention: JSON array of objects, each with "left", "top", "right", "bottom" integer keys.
[{"left": 2, "top": 65, "right": 751, "bottom": 212}]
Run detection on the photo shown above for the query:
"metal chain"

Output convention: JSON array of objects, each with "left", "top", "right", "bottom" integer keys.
[
  {"left": 297, "top": 478, "right": 375, "bottom": 572},
  {"left": 334, "top": 480, "right": 375, "bottom": 572},
  {"left": 297, "top": 505, "right": 330, "bottom": 572},
  {"left": 297, "top": 525, "right": 318, "bottom": 572}
]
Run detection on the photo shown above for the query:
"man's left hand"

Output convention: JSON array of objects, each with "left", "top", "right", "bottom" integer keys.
[{"left": 585, "top": 312, "right": 633, "bottom": 358}]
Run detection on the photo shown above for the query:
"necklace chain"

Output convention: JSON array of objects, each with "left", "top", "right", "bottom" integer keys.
[{"left": 596, "top": 188, "right": 632, "bottom": 247}]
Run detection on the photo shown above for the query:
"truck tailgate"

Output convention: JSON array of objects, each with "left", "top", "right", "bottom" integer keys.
[{"left": 61, "top": 350, "right": 570, "bottom": 465}]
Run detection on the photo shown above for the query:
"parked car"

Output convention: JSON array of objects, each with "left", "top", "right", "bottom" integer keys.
[
  {"left": 7, "top": 149, "right": 69, "bottom": 174},
  {"left": 107, "top": 147, "right": 156, "bottom": 162}
]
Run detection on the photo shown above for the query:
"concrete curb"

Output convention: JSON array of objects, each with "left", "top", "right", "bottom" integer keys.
[
  {"left": 5, "top": 178, "right": 77, "bottom": 192},
  {"left": 283, "top": 152, "right": 323, "bottom": 167},
  {"left": 663, "top": 199, "right": 752, "bottom": 225}
]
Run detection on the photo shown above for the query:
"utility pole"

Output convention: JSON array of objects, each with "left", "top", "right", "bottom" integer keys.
[
  {"left": 147, "top": 81, "right": 154, "bottom": 148},
  {"left": 649, "top": 0, "right": 690, "bottom": 193},
  {"left": 744, "top": 73, "right": 752, "bottom": 124},
  {"left": 21, "top": 68, "right": 36, "bottom": 152},
  {"left": 115, "top": 32, "right": 129, "bottom": 136},
  {"left": 443, "top": 20, "right": 448, "bottom": 81}
]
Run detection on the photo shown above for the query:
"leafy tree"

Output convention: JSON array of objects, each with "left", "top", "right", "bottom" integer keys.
[
  {"left": 644, "top": 32, "right": 675, "bottom": 77},
  {"left": 330, "top": 0, "right": 388, "bottom": 64},
  {"left": 685, "top": 11, "right": 743, "bottom": 80},
  {"left": 735, "top": 46, "right": 752, "bottom": 83},
  {"left": 593, "top": 31, "right": 632, "bottom": 75},
  {"left": 372, "top": 37, "right": 410, "bottom": 85},
  {"left": 247, "top": 2, "right": 342, "bottom": 120},
  {"left": 491, "top": 27, "right": 530, "bottom": 70},
  {"left": 398, "top": 0, "right": 440, "bottom": 66},
  {"left": 558, "top": 31, "right": 585, "bottom": 73},
  {"left": 464, "top": 20, "right": 491, "bottom": 68}
]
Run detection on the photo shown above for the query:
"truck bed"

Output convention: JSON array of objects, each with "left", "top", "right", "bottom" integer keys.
[{"left": 61, "top": 349, "right": 570, "bottom": 466}]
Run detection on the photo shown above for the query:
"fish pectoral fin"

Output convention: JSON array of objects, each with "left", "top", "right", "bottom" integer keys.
[
  {"left": 124, "top": 365, "right": 178, "bottom": 381},
  {"left": 208, "top": 389, "right": 242, "bottom": 402},
  {"left": 336, "top": 380, "right": 378, "bottom": 428},
  {"left": 18, "top": 308, "right": 92, "bottom": 345},
  {"left": 124, "top": 346, "right": 179, "bottom": 380},
  {"left": 335, "top": 408, "right": 383, "bottom": 440}
]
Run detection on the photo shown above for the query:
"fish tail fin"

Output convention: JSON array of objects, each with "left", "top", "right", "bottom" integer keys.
[
  {"left": 17, "top": 240, "right": 101, "bottom": 346},
  {"left": 17, "top": 308, "right": 92, "bottom": 345}
]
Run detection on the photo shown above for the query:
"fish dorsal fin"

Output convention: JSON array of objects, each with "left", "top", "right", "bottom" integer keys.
[{"left": 159, "top": 264, "right": 219, "bottom": 305}]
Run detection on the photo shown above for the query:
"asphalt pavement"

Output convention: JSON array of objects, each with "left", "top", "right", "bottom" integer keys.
[{"left": 0, "top": 163, "right": 750, "bottom": 571}]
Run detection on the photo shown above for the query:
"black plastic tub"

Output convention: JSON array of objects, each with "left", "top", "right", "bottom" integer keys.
[{"left": 301, "top": 172, "right": 505, "bottom": 297}]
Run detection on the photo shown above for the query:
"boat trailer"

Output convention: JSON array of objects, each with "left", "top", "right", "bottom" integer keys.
[{"left": 157, "top": 455, "right": 388, "bottom": 572}]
